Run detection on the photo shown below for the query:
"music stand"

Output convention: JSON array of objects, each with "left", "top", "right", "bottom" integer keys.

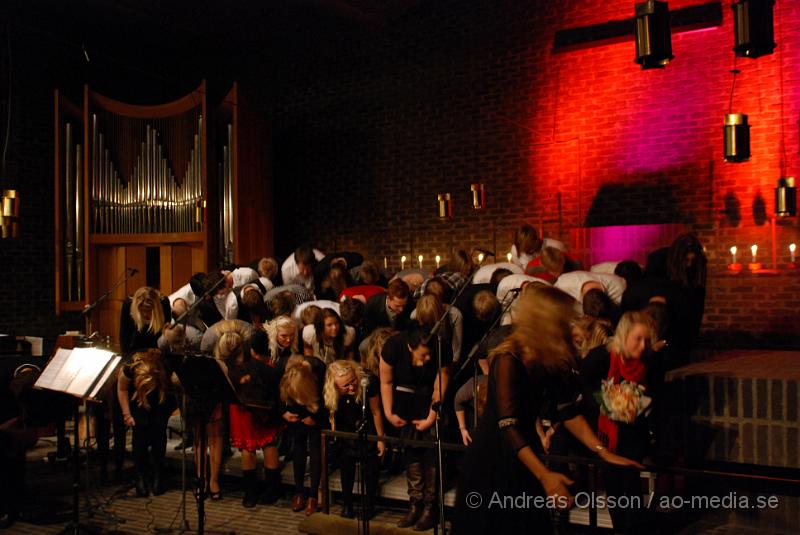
[
  {"left": 34, "top": 347, "right": 122, "bottom": 535},
  {"left": 173, "top": 353, "right": 238, "bottom": 535}
]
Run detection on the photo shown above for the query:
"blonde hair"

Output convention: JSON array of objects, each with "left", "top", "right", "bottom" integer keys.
[
  {"left": 415, "top": 294, "right": 443, "bottom": 327},
  {"left": 131, "top": 287, "right": 165, "bottom": 334},
  {"left": 572, "top": 316, "right": 613, "bottom": 358},
  {"left": 490, "top": 285, "right": 577, "bottom": 373},
  {"left": 266, "top": 315, "right": 298, "bottom": 365},
  {"left": 323, "top": 360, "right": 365, "bottom": 414},
  {"left": 280, "top": 355, "right": 319, "bottom": 414},
  {"left": 365, "top": 327, "right": 394, "bottom": 374},
  {"left": 130, "top": 349, "right": 167, "bottom": 410},
  {"left": 257, "top": 257, "right": 279, "bottom": 280},
  {"left": 607, "top": 311, "right": 656, "bottom": 358},
  {"left": 300, "top": 305, "right": 322, "bottom": 327},
  {"left": 215, "top": 331, "right": 244, "bottom": 367}
]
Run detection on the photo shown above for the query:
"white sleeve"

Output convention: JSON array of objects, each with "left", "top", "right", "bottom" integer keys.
[
  {"left": 232, "top": 267, "right": 258, "bottom": 287},
  {"left": 168, "top": 283, "right": 195, "bottom": 307},
  {"left": 281, "top": 253, "right": 299, "bottom": 285}
]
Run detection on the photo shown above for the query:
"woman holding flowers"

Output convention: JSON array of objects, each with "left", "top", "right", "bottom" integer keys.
[{"left": 579, "top": 310, "right": 659, "bottom": 533}]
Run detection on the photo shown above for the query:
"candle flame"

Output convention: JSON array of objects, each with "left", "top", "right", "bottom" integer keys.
[
  {"left": 418, "top": 254, "right": 423, "bottom": 262},
  {"left": 791, "top": 243, "right": 797, "bottom": 253},
  {"left": 730, "top": 246, "right": 737, "bottom": 255}
]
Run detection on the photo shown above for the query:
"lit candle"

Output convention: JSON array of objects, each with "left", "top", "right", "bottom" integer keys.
[
  {"left": 478, "top": 253, "right": 484, "bottom": 263},
  {"left": 401, "top": 255, "right": 406, "bottom": 270},
  {"left": 750, "top": 244, "right": 758, "bottom": 263},
  {"left": 790, "top": 243, "right": 797, "bottom": 263},
  {"left": 384, "top": 257, "right": 388, "bottom": 269},
  {"left": 507, "top": 252, "right": 512, "bottom": 263},
  {"left": 435, "top": 255, "right": 441, "bottom": 269},
  {"left": 418, "top": 254, "right": 423, "bottom": 269},
  {"left": 730, "top": 246, "right": 737, "bottom": 265}
]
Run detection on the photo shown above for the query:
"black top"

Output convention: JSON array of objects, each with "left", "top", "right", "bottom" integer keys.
[
  {"left": 332, "top": 371, "right": 379, "bottom": 434},
  {"left": 229, "top": 357, "right": 281, "bottom": 420},
  {"left": 363, "top": 293, "right": 414, "bottom": 334},
  {"left": 122, "top": 352, "right": 177, "bottom": 420},
  {"left": 454, "top": 282, "right": 498, "bottom": 362},
  {"left": 119, "top": 296, "right": 172, "bottom": 357},
  {"left": 281, "top": 355, "right": 327, "bottom": 424}
]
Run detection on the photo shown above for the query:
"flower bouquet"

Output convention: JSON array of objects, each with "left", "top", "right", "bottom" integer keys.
[{"left": 595, "top": 378, "right": 651, "bottom": 424}]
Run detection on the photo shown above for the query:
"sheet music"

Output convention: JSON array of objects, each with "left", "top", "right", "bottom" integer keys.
[
  {"left": 34, "top": 348, "right": 72, "bottom": 391},
  {"left": 89, "top": 355, "right": 122, "bottom": 400},
  {"left": 65, "top": 347, "right": 115, "bottom": 397}
]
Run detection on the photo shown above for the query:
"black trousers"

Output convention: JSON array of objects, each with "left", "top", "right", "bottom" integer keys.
[
  {"left": 0, "top": 429, "right": 28, "bottom": 515},
  {"left": 96, "top": 384, "right": 127, "bottom": 473},
  {"left": 339, "top": 452, "right": 379, "bottom": 506},
  {"left": 290, "top": 423, "right": 322, "bottom": 498},
  {"left": 131, "top": 405, "right": 172, "bottom": 478}
]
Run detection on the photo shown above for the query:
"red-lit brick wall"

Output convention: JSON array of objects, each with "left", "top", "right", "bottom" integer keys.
[{"left": 271, "top": 0, "right": 800, "bottom": 348}]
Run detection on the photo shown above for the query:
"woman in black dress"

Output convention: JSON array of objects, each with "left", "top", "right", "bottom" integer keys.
[
  {"left": 323, "top": 359, "right": 385, "bottom": 518},
  {"left": 453, "top": 286, "right": 642, "bottom": 535}
]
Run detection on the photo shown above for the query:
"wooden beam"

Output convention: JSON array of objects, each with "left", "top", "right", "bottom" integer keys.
[{"left": 553, "top": 2, "right": 723, "bottom": 52}]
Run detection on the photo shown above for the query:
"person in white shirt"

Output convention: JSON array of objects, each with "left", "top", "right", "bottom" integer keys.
[
  {"left": 554, "top": 271, "right": 626, "bottom": 315},
  {"left": 471, "top": 262, "right": 523, "bottom": 284},
  {"left": 496, "top": 274, "right": 551, "bottom": 326},
  {"left": 293, "top": 300, "right": 340, "bottom": 328},
  {"left": 509, "top": 223, "right": 565, "bottom": 269},
  {"left": 281, "top": 244, "right": 325, "bottom": 291}
]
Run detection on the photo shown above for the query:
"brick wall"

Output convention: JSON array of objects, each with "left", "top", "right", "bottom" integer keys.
[
  {"left": 2, "top": 1, "right": 799, "bottom": 351},
  {"left": 270, "top": 0, "right": 800, "bottom": 348}
]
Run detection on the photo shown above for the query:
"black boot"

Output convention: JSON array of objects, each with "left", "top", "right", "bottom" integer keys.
[
  {"left": 415, "top": 464, "right": 438, "bottom": 530},
  {"left": 241, "top": 469, "right": 259, "bottom": 508},
  {"left": 152, "top": 469, "right": 167, "bottom": 496},
  {"left": 398, "top": 462, "right": 424, "bottom": 528},
  {"left": 135, "top": 474, "right": 149, "bottom": 498},
  {"left": 260, "top": 468, "right": 281, "bottom": 504}
]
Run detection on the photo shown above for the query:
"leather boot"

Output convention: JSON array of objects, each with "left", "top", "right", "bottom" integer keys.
[
  {"left": 397, "top": 501, "right": 423, "bottom": 528},
  {"left": 152, "top": 469, "right": 167, "bottom": 496},
  {"left": 414, "top": 464, "right": 438, "bottom": 530},
  {"left": 260, "top": 468, "right": 282, "bottom": 504},
  {"left": 414, "top": 503, "right": 437, "bottom": 531},
  {"left": 135, "top": 474, "right": 149, "bottom": 498},
  {"left": 241, "top": 469, "right": 259, "bottom": 508}
]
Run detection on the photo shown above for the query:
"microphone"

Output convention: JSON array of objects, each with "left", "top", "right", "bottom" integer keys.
[
  {"left": 127, "top": 267, "right": 139, "bottom": 276},
  {"left": 360, "top": 375, "right": 370, "bottom": 414}
]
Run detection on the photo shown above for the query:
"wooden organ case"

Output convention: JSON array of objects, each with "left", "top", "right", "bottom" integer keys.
[{"left": 54, "top": 82, "right": 272, "bottom": 343}]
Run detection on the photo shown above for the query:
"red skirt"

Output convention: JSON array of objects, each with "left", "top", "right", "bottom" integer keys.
[{"left": 229, "top": 404, "right": 284, "bottom": 451}]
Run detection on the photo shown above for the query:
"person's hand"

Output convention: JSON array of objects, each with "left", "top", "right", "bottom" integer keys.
[
  {"left": 302, "top": 416, "right": 316, "bottom": 426},
  {"left": 123, "top": 414, "right": 136, "bottom": 427},
  {"left": 460, "top": 428, "right": 472, "bottom": 446},
  {"left": 537, "top": 425, "right": 556, "bottom": 453},
  {"left": 283, "top": 411, "right": 299, "bottom": 423},
  {"left": 539, "top": 470, "right": 574, "bottom": 509},
  {"left": 386, "top": 413, "right": 407, "bottom": 428},
  {"left": 412, "top": 415, "right": 435, "bottom": 432},
  {"left": 653, "top": 339, "right": 668, "bottom": 352},
  {"left": 598, "top": 448, "right": 645, "bottom": 470},
  {"left": 377, "top": 440, "right": 386, "bottom": 457}
]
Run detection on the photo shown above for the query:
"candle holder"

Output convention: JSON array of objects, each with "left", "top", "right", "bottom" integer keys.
[
  {"left": 727, "top": 262, "right": 743, "bottom": 272},
  {"left": 747, "top": 262, "right": 762, "bottom": 271}
]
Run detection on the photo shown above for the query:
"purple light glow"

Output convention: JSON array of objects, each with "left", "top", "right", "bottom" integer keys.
[{"left": 572, "top": 223, "right": 685, "bottom": 266}]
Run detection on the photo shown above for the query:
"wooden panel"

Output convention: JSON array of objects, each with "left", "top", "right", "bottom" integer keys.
[
  {"left": 125, "top": 246, "right": 147, "bottom": 296},
  {"left": 160, "top": 246, "right": 174, "bottom": 295},
  {"left": 89, "top": 232, "right": 205, "bottom": 245},
  {"left": 192, "top": 243, "right": 208, "bottom": 273},
  {"left": 94, "top": 246, "right": 126, "bottom": 342},
  {"left": 171, "top": 245, "right": 194, "bottom": 293}
]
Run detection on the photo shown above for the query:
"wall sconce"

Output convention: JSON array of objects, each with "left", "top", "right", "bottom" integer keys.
[
  {"left": 437, "top": 193, "right": 452, "bottom": 219},
  {"left": 195, "top": 199, "right": 206, "bottom": 225},
  {"left": 723, "top": 113, "right": 751, "bottom": 162},
  {"left": 775, "top": 177, "right": 796, "bottom": 218},
  {"left": 1, "top": 189, "right": 19, "bottom": 238},
  {"left": 732, "top": 0, "right": 776, "bottom": 59},
  {"left": 470, "top": 183, "right": 485, "bottom": 210},
  {"left": 634, "top": 0, "right": 674, "bottom": 69}
]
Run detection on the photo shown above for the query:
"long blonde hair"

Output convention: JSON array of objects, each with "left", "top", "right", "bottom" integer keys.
[
  {"left": 130, "top": 349, "right": 168, "bottom": 410},
  {"left": 365, "top": 327, "right": 394, "bottom": 374},
  {"left": 607, "top": 311, "right": 656, "bottom": 358},
  {"left": 130, "top": 287, "right": 165, "bottom": 334},
  {"left": 490, "top": 285, "right": 577, "bottom": 373},
  {"left": 323, "top": 360, "right": 365, "bottom": 414},
  {"left": 280, "top": 355, "right": 319, "bottom": 414},
  {"left": 265, "top": 315, "right": 298, "bottom": 365}
]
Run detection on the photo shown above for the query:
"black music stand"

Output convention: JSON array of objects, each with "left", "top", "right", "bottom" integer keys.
[
  {"left": 173, "top": 354, "right": 238, "bottom": 535},
  {"left": 34, "top": 346, "right": 122, "bottom": 535}
]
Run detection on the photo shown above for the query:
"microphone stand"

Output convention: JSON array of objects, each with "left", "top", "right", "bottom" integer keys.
[
  {"left": 422, "top": 268, "right": 478, "bottom": 535},
  {"left": 358, "top": 378, "right": 370, "bottom": 535},
  {"left": 453, "top": 289, "right": 521, "bottom": 429},
  {"left": 79, "top": 268, "right": 138, "bottom": 338}
]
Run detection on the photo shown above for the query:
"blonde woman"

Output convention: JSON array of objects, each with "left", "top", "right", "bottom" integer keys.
[
  {"left": 120, "top": 286, "right": 171, "bottom": 357},
  {"left": 323, "top": 360, "right": 385, "bottom": 518},
  {"left": 265, "top": 314, "right": 298, "bottom": 376},
  {"left": 579, "top": 310, "right": 658, "bottom": 533},
  {"left": 454, "top": 286, "right": 642, "bottom": 535},
  {"left": 117, "top": 349, "right": 176, "bottom": 497},
  {"left": 280, "top": 355, "right": 327, "bottom": 516}
]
